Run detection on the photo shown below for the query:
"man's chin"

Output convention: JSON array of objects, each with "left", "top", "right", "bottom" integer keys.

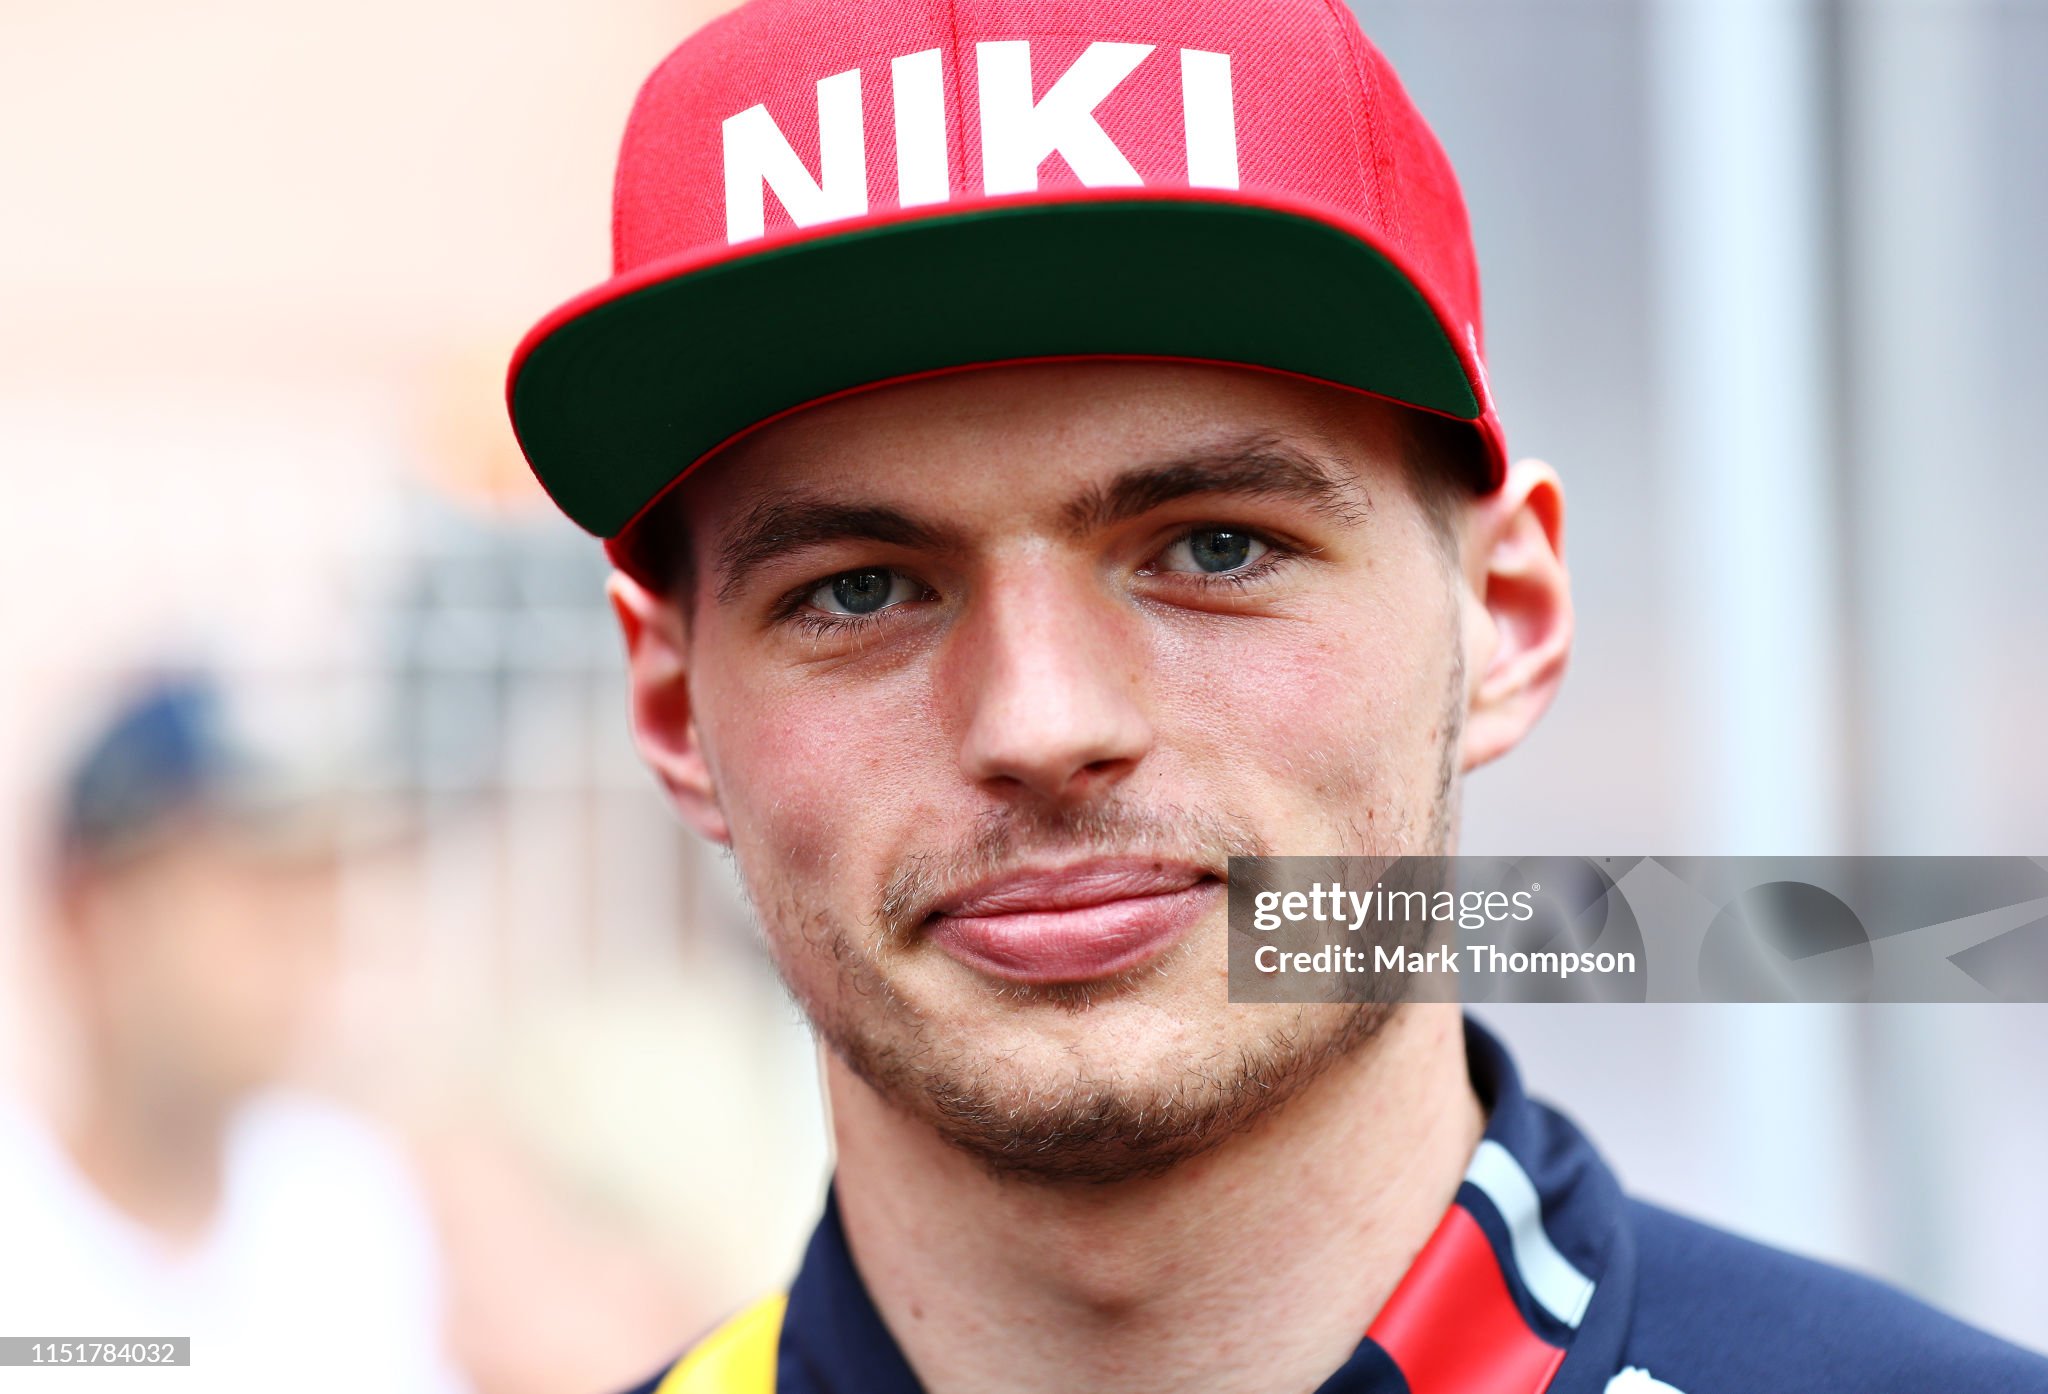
[{"left": 818, "top": 996, "right": 1399, "bottom": 1186}]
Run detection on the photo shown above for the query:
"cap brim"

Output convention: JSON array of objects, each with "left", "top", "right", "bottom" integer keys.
[{"left": 508, "top": 188, "right": 1503, "bottom": 556}]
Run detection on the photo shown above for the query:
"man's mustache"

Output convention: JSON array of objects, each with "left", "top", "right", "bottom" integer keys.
[{"left": 875, "top": 798, "right": 1270, "bottom": 945}]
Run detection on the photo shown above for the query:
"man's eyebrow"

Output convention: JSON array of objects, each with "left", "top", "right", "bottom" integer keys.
[
  {"left": 714, "top": 496, "right": 953, "bottom": 603},
  {"left": 711, "top": 439, "right": 1366, "bottom": 603},
  {"left": 1061, "top": 438, "right": 1371, "bottom": 534}
]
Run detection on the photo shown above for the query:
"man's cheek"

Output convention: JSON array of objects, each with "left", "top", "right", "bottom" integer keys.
[
  {"left": 1171, "top": 630, "right": 1402, "bottom": 757},
  {"left": 713, "top": 686, "right": 925, "bottom": 884}
]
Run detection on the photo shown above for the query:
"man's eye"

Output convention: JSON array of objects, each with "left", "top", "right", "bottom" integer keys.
[
  {"left": 807, "top": 568, "right": 922, "bottom": 617},
  {"left": 1157, "top": 528, "right": 1271, "bottom": 575}
]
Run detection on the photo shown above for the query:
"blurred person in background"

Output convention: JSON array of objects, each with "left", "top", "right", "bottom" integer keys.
[{"left": 0, "top": 672, "right": 467, "bottom": 1393}]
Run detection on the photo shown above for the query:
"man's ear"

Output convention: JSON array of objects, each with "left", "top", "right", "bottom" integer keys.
[
  {"left": 607, "top": 571, "right": 731, "bottom": 845},
  {"left": 1457, "top": 458, "right": 1573, "bottom": 773}
]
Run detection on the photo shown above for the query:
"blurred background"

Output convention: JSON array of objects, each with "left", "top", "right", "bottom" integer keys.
[{"left": 0, "top": 0, "right": 2042, "bottom": 1389}]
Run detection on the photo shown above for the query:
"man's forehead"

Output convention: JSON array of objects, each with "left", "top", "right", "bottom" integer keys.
[{"left": 680, "top": 361, "right": 1402, "bottom": 524}]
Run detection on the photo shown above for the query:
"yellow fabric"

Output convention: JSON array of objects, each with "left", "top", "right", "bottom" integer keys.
[{"left": 655, "top": 1292, "right": 786, "bottom": 1394}]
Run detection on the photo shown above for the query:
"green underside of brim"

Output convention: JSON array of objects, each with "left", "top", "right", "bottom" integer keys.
[{"left": 511, "top": 198, "right": 1480, "bottom": 538}]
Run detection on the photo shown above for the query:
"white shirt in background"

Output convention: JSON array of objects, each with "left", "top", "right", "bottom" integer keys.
[{"left": 0, "top": 1090, "right": 469, "bottom": 1394}]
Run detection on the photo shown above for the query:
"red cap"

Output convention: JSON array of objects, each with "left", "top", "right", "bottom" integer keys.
[{"left": 507, "top": 0, "right": 1504, "bottom": 579}]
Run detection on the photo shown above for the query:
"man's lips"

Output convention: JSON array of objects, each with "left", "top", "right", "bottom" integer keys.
[{"left": 924, "top": 859, "right": 1221, "bottom": 985}]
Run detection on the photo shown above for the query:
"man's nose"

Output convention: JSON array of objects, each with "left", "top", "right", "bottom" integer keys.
[{"left": 949, "top": 561, "right": 1154, "bottom": 803}]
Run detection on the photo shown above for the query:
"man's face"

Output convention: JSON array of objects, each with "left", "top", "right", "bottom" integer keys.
[{"left": 645, "top": 362, "right": 1480, "bottom": 1182}]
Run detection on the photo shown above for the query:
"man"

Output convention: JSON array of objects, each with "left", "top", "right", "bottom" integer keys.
[
  {"left": 504, "top": 1, "right": 2048, "bottom": 1389},
  {"left": 0, "top": 674, "right": 467, "bottom": 1394}
]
